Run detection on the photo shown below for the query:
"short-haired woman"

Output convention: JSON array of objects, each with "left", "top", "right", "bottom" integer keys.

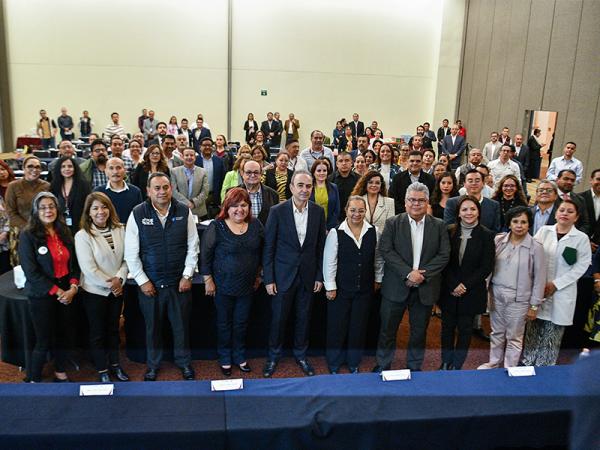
[
  {"left": 75, "top": 192, "right": 130, "bottom": 382},
  {"left": 19, "top": 192, "right": 79, "bottom": 382},
  {"left": 200, "top": 188, "right": 264, "bottom": 376}
]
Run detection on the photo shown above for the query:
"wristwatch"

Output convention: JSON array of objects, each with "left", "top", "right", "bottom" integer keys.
[
  {"left": 183, "top": 275, "right": 193, "bottom": 281},
  {"left": 529, "top": 305, "right": 538, "bottom": 311}
]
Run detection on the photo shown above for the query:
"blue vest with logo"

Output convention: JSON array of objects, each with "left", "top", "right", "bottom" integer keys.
[
  {"left": 336, "top": 226, "right": 376, "bottom": 293},
  {"left": 133, "top": 200, "right": 189, "bottom": 287}
]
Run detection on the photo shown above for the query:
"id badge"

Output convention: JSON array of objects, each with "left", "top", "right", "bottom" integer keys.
[{"left": 66, "top": 217, "right": 73, "bottom": 226}]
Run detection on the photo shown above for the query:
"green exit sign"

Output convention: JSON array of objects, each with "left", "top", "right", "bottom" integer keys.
[{"left": 261, "top": 90, "right": 267, "bottom": 96}]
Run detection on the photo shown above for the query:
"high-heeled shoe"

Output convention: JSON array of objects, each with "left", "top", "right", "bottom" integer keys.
[
  {"left": 220, "top": 366, "right": 232, "bottom": 376},
  {"left": 237, "top": 363, "right": 252, "bottom": 373}
]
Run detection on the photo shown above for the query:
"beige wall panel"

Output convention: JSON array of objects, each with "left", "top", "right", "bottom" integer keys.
[
  {"left": 457, "top": 0, "right": 481, "bottom": 127},
  {"left": 565, "top": 0, "right": 600, "bottom": 179},
  {"left": 497, "top": 0, "right": 531, "bottom": 137}
]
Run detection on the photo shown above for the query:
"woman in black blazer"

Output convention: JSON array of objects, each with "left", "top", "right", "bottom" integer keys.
[
  {"left": 264, "top": 152, "right": 293, "bottom": 201},
  {"left": 50, "top": 156, "right": 91, "bottom": 235},
  {"left": 243, "top": 113, "right": 259, "bottom": 145},
  {"left": 439, "top": 195, "right": 495, "bottom": 370},
  {"left": 19, "top": 192, "right": 80, "bottom": 382}
]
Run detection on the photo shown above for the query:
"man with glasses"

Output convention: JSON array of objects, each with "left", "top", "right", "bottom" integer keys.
[
  {"left": 196, "top": 137, "right": 225, "bottom": 219},
  {"left": 488, "top": 145, "right": 522, "bottom": 188},
  {"left": 48, "top": 140, "right": 85, "bottom": 175},
  {"left": 236, "top": 160, "right": 279, "bottom": 225},
  {"left": 373, "top": 182, "right": 450, "bottom": 372},
  {"left": 389, "top": 151, "right": 435, "bottom": 214},
  {"left": 530, "top": 180, "right": 559, "bottom": 235},
  {"left": 80, "top": 139, "right": 109, "bottom": 189}
]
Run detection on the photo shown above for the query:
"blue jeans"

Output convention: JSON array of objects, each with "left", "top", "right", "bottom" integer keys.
[{"left": 215, "top": 292, "right": 253, "bottom": 365}]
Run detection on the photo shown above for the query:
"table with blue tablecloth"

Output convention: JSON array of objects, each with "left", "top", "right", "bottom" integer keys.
[{"left": 0, "top": 365, "right": 579, "bottom": 449}]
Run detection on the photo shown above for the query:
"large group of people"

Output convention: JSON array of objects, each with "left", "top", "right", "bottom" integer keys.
[{"left": 0, "top": 108, "right": 597, "bottom": 383}]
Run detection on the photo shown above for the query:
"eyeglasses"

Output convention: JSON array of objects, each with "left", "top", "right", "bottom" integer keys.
[
  {"left": 406, "top": 198, "right": 427, "bottom": 204},
  {"left": 25, "top": 165, "right": 42, "bottom": 170},
  {"left": 536, "top": 188, "right": 554, "bottom": 193},
  {"left": 244, "top": 171, "right": 261, "bottom": 176},
  {"left": 38, "top": 205, "right": 56, "bottom": 211}
]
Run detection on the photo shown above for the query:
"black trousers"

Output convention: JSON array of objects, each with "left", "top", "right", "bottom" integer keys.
[
  {"left": 81, "top": 290, "right": 123, "bottom": 371},
  {"left": 376, "top": 289, "right": 432, "bottom": 370},
  {"left": 326, "top": 289, "right": 371, "bottom": 370},
  {"left": 138, "top": 286, "right": 191, "bottom": 369},
  {"left": 268, "top": 274, "right": 313, "bottom": 361},
  {"left": 441, "top": 304, "right": 476, "bottom": 369},
  {"left": 214, "top": 292, "right": 253, "bottom": 366},
  {"left": 28, "top": 279, "right": 76, "bottom": 382}
]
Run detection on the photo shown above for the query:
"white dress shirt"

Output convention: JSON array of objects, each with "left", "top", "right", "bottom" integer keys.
[
  {"left": 408, "top": 215, "right": 425, "bottom": 270},
  {"left": 124, "top": 203, "right": 199, "bottom": 286},
  {"left": 592, "top": 189, "right": 600, "bottom": 221},
  {"left": 323, "top": 220, "right": 384, "bottom": 291},
  {"left": 488, "top": 158, "right": 522, "bottom": 187},
  {"left": 546, "top": 156, "right": 584, "bottom": 184},
  {"left": 292, "top": 201, "right": 309, "bottom": 246}
]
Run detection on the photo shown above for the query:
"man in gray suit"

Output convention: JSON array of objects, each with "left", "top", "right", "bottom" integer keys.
[
  {"left": 373, "top": 182, "right": 450, "bottom": 372},
  {"left": 170, "top": 147, "right": 209, "bottom": 219}
]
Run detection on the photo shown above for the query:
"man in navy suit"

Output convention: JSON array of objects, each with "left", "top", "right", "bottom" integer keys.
[
  {"left": 195, "top": 137, "right": 225, "bottom": 218},
  {"left": 441, "top": 123, "right": 466, "bottom": 170},
  {"left": 262, "top": 170, "right": 327, "bottom": 377},
  {"left": 348, "top": 113, "right": 365, "bottom": 138},
  {"left": 444, "top": 169, "right": 501, "bottom": 232},
  {"left": 191, "top": 118, "right": 212, "bottom": 152}
]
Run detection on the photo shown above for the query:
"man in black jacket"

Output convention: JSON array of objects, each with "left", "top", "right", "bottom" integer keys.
[
  {"left": 238, "top": 160, "right": 279, "bottom": 225},
  {"left": 389, "top": 151, "right": 435, "bottom": 214},
  {"left": 332, "top": 152, "right": 359, "bottom": 220}
]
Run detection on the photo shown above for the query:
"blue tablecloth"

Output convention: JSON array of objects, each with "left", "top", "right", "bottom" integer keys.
[{"left": 0, "top": 365, "right": 578, "bottom": 449}]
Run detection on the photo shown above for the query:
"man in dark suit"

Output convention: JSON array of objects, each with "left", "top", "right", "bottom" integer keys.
[
  {"left": 260, "top": 112, "right": 281, "bottom": 149},
  {"left": 437, "top": 119, "right": 450, "bottom": 157},
  {"left": 349, "top": 113, "right": 364, "bottom": 138},
  {"left": 579, "top": 169, "right": 600, "bottom": 251},
  {"left": 191, "top": 118, "right": 212, "bottom": 152},
  {"left": 146, "top": 122, "right": 168, "bottom": 147},
  {"left": 237, "top": 160, "right": 279, "bottom": 225},
  {"left": 555, "top": 169, "right": 590, "bottom": 236},
  {"left": 512, "top": 134, "right": 530, "bottom": 177},
  {"left": 444, "top": 169, "right": 501, "bottom": 233},
  {"left": 389, "top": 151, "right": 435, "bottom": 214},
  {"left": 441, "top": 123, "right": 466, "bottom": 169},
  {"left": 530, "top": 180, "right": 559, "bottom": 235},
  {"left": 373, "top": 182, "right": 450, "bottom": 372},
  {"left": 332, "top": 152, "right": 359, "bottom": 221},
  {"left": 263, "top": 170, "right": 327, "bottom": 378},
  {"left": 195, "top": 137, "right": 225, "bottom": 218}
]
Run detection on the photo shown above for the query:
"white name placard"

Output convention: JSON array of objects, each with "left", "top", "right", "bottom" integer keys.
[
  {"left": 79, "top": 384, "right": 114, "bottom": 396},
  {"left": 211, "top": 378, "right": 244, "bottom": 391},
  {"left": 507, "top": 366, "right": 536, "bottom": 377},
  {"left": 381, "top": 369, "right": 411, "bottom": 381}
]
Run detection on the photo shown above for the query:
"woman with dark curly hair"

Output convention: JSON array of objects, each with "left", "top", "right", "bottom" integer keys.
[
  {"left": 492, "top": 174, "right": 528, "bottom": 229},
  {"left": 351, "top": 170, "right": 395, "bottom": 230},
  {"left": 50, "top": 156, "right": 91, "bottom": 235},
  {"left": 130, "top": 144, "right": 170, "bottom": 200}
]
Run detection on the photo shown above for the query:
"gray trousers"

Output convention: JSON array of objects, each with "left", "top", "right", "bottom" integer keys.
[
  {"left": 138, "top": 286, "right": 192, "bottom": 369},
  {"left": 376, "top": 290, "right": 432, "bottom": 370}
]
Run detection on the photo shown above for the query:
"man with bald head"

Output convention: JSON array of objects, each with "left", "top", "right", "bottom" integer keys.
[
  {"left": 48, "top": 140, "right": 85, "bottom": 176},
  {"left": 237, "top": 159, "right": 279, "bottom": 225},
  {"left": 94, "top": 157, "right": 142, "bottom": 223},
  {"left": 455, "top": 148, "right": 484, "bottom": 187}
]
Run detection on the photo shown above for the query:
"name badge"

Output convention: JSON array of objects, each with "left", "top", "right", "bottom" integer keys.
[
  {"left": 142, "top": 218, "right": 154, "bottom": 226},
  {"left": 65, "top": 217, "right": 73, "bottom": 226},
  {"left": 38, "top": 246, "right": 48, "bottom": 255}
]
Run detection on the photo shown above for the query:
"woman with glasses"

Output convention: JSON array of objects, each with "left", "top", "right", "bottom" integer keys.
[
  {"left": 130, "top": 144, "right": 170, "bottom": 201},
  {"left": 19, "top": 192, "right": 79, "bottom": 382},
  {"left": 323, "top": 196, "right": 383, "bottom": 374},
  {"left": 5, "top": 156, "right": 50, "bottom": 266}
]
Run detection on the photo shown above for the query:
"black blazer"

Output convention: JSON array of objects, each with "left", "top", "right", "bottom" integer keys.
[
  {"left": 512, "top": 144, "right": 530, "bottom": 173},
  {"left": 389, "top": 170, "right": 436, "bottom": 214},
  {"left": 260, "top": 120, "right": 281, "bottom": 146},
  {"left": 196, "top": 155, "right": 226, "bottom": 203},
  {"left": 244, "top": 120, "right": 259, "bottom": 144},
  {"left": 237, "top": 183, "right": 280, "bottom": 225},
  {"left": 440, "top": 224, "right": 495, "bottom": 315},
  {"left": 191, "top": 128, "right": 212, "bottom": 152},
  {"left": 263, "top": 199, "right": 326, "bottom": 292},
  {"left": 264, "top": 168, "right": 293, "bottom": 201},
  {"left": 437, "top": 126, "right": 450, "bottom": 142},
  {"left": 337, "top": 136, "right": 357, "bottom": 151},
  {"left": 18, "top": 229, "right": 80, "bottom": 298},
  {"left": 529, "top": 204, "right": 557, "bottom": 235},
  {"left": 527, "top": 135, "right": 543, "bottom": 159},
  {"left": 349, "top": 121, "right": 364, "bottom": 138},
  {"left": 579, "top": 190, "right": 600, "bottom": 243}
]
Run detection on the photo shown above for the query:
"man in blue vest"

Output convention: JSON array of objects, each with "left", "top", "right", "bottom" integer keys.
[{"left": 124, "top": 172, "right": 199, "bottom": 381}]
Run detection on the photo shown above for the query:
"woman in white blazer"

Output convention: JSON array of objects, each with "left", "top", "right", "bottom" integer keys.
[
  {"left": 351, "top": 170, "right": 395, "bottom": 232},
  {"left": 75, "top": 192, "right": 130, "bottom": 383},
  {"left": 522, "top": 199, "right": 592, "bottom": 366}
]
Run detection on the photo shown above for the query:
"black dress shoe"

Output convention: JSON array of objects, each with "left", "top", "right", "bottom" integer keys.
[
  {"left": 53, "top": 377, "right": 70, "bottom": 383},
  {"left": 263, "top": 360, "right": 277, "bottom": 378},
  {"left": 221, "top": 366, "right": 232, "bottom": 376},
  {"left": 181, "top": 365, "right": 195, "bottom": 380},
  {"left": 349, "top": 367, "right": 359, "bottom": 374},
  {"left": 328, "top": 367, "right": 338, "bottom": 374},
  {"left": 372, "top": 365, "right": 390, "bottom": 373},
  {"left": 99, "top": 372, "right": 111, "bottom": 383},
  {"left": 110, "top": 365, "right": 130, "bottom": 382},
  {"left": 473, "top": 328, "right": 491, "bottom": 342},
  {"left": 144, "top": 368, "right": 158, "bottom": 381},
  {"left": 439, "top": 362, "right": 453, "bottom": 370},
  {"left": 237, "top": 363, "right": 252, "bottom": 373},
  {"left": 296, "top": 359, "right": 315, "bottom": 376}
]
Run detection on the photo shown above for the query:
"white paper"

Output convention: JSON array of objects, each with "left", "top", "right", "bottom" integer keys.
[
  {"left": 211, "top": 378, "right": 244, "bottom": 391},
  {"left": 200, "top": 219, "right": 214, "bottom": 226},
  {"left": 79, "top": 384, "right": 114, "bottom": 396},
  {"left": 507, "top": 366, "right": 536, "bottom": 377},
  {"left": 381, "top": 369, "right": 411, "bottom": 381}
]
